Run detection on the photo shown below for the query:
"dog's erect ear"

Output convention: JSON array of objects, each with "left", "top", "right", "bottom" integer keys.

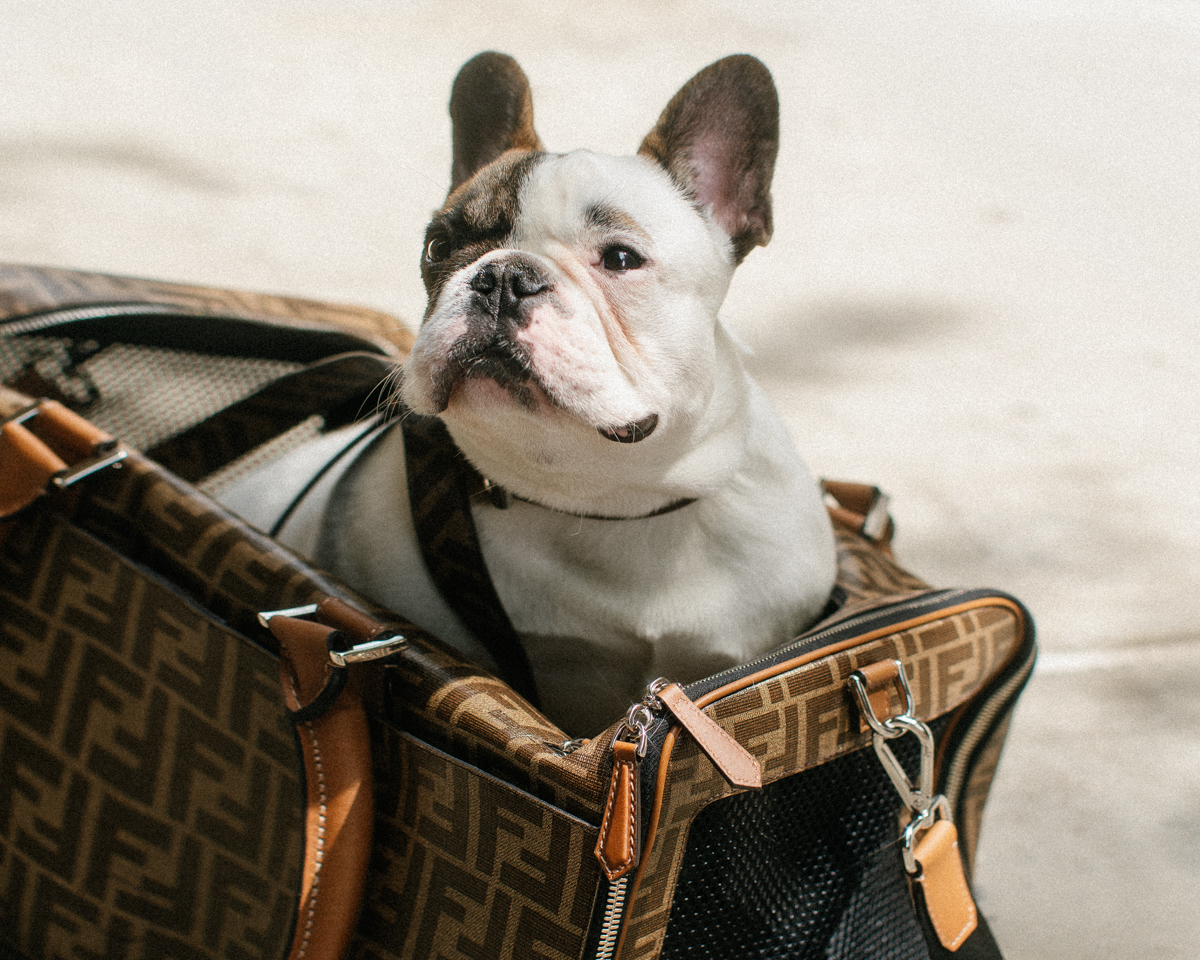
[
  {"left": 639, "top": 56, "right": 779, "bottom": 262},
  {"left": 449, "top": 52, "right": 543, "bottom": 192}
]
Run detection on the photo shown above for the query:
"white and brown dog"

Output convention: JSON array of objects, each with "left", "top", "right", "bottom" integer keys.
[{"left": 223, "top": 52, "right": 836, "bottom": 734}]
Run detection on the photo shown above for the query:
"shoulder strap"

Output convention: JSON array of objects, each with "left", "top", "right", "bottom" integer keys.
[
  {"left": 401, "top": 413, "right": 541, "bottom": 708},
  {"left": 147, "top": 352, "right": 397, "bottom": 481}
]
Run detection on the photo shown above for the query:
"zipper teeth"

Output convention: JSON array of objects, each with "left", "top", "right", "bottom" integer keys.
[
  {"left": 942, "top": 647, "right": 1037, "bottom": 808},
  {"left": 1, "top": 303, "right": 193, "bottom": 336},
  {"left": 594, "top": 877, "right": 629, "bottom": 960},
  {"left": 692, "top": 588, "right": 970, "bottom": 693}
]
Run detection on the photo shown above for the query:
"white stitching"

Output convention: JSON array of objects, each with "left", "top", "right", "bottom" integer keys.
[{"left": 297, "top": 719, "right": 327, "bottom": 960}]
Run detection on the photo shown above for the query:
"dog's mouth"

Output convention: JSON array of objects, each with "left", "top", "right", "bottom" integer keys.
[
  {"left": 432, "top": 338, "right": 543, "bottom": 412},
  {"left": 598, "top": 414, "right": 658, "bottom": 444},
  {"left": 430, "top": 337, "right": 659, "bottom": 443}
]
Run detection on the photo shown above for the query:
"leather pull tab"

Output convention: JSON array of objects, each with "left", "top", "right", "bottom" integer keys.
[
  {"left": 595, "top": 740, "right": 641, "bottom": 881},
  {"left": 657, "top": 683, "right": 762, "bottom": 789},
  {"left": 913, "top": 820, "right": 978, "bottom": 951}
]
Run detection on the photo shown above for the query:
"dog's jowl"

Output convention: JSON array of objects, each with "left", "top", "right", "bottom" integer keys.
[{"left": 222, "top": 52, "right": 837, "bottom": 735}]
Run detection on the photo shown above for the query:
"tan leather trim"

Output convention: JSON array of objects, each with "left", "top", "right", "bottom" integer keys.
[
  {"left": 914, "top": 820, "right": 978, "bottom": 950},
  {"left": 0, "top": 398, "right": 116, "bottom": 520},
  {"left": 0, "top": 421, "right": 66, "bottom": 517},
  {"left": 657, "top": 683, "right": 762, "bottom": 789},
  {"left": 854, "top": 658, "right": 908, "bottom": 732},
  {"left": 615, "top": 725, "right": 679, "bottom": 960},
  {"left": 29, "top": 400, "right": 113, "bottom": 461},
  {"left": 596, "top": 739, "right": 641, "bottom": 881},
  {"left": 270, "top": 616, "right": 373, "bottom": 960},
  {"left": 316, "top": 596, "right": 394, "bottom": 642}
]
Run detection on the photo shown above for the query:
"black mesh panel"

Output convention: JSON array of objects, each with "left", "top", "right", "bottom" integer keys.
[{"left": 660, "top": 728, "right": 945, "bottom": 960}]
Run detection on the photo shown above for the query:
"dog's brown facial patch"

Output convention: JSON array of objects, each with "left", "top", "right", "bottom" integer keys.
[{"left": 420, "top": 150, "right": 544, "bottom": 312}]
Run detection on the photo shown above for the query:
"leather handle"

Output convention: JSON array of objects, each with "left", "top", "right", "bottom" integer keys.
[{"left": 269, "top": 615, "right": 374, "bottom": 960}]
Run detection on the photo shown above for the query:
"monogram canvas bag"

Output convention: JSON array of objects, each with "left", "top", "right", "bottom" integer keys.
[{"left": 0, "top": 264, "right": 1036, "bottom": 960}]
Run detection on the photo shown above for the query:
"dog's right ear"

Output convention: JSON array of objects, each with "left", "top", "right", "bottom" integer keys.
[{"left": 449, "top": 52, "right": 543, "bottom": 192}]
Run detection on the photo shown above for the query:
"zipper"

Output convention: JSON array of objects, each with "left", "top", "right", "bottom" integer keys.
[
  {"left": 0, "top": 302, "right": 202, "bottom": 336},
  {"left": 593, "top": 877, "right": 630, "bottom": 960},
  {"left": 941, "top": 641, "right": 1037, "bottom": 811}
]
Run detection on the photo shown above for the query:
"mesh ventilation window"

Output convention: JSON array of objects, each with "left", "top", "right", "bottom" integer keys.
[{"left": 660, "top": 727, "right": 948, "bottom": 960}]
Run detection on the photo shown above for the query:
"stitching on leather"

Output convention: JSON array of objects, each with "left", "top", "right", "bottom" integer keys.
[
  {"left": 597, "top": 757, "right": 633, "bottom": 876},
  {"left": 286, "top": 655, "right": 326, "bottom": 960},
  {"left": 297, "top": 721, "right": 327, "bottom": 960}
]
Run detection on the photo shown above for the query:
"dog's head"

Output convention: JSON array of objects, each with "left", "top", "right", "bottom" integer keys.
[{"left": 401, "top": 52, "right": 779, "bottom": 515}]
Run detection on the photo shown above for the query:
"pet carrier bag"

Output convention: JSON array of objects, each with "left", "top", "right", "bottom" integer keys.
[{"left": 0, "top": 264, "right": 1035, "bottom": 960}]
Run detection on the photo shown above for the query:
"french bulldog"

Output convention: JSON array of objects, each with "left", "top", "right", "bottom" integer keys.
[{"left": 222, "top": 52, "right": 837, "bottom": 735}]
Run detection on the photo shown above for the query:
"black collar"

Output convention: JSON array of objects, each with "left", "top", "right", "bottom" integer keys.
[{"left": 477, "top": 476, "right": 698, "bottom": 521}]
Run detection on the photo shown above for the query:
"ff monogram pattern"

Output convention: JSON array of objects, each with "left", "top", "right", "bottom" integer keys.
[
  {"left": 352, "top": 723, "right": 600, "bottom": 960},
  {"left": 0, "top": 507, "right": 305, "bottom": 960}
]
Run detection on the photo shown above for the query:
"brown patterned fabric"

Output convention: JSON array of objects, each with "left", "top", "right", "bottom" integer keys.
[
  {"left": 353, "top": 722, "right": 601, "bottom": 960},
  {"left": 0, "top": 506, "right": 305, "bottom": 959}
]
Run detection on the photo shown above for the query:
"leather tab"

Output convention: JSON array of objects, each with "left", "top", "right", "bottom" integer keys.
[
  {"left": 595, "top": 740, "right": 641, "bottom": 881},
  {"left": 0, "top": 421, "right": 67, "bottom": 517},
  {"left": 316, "top": 596, "right": 394, "bottom": 643},
  {"left": 854, "top": 659, "right": 909, "bottom": 733},
  {"left": 913, "top": 820, "right": 978, "bottom": 951},
  {"left": 30, "top": 400, "right": 113, "bottom": 461},
  {"left": 269, "top": 615, "right": 373, "bottom": 960},
  {"left": 657, "top": 683, "right": 762, "bottom": 789}
]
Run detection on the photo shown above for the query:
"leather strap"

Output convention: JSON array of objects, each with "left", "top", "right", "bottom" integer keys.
[
  {"left": 656, "top": 683, "right": 762, "bottom": 789},
  {"left": 912, "top": 819, "right": 978, "bottom": 951},
  {"left": 269, "top": 615, "right": 374, "bottom": 960},
  {"left": 401, "top": 412, "right": 541, "bottom": 707}
]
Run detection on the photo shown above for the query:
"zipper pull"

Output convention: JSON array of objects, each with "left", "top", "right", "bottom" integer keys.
[
  {"left": 595, "top": 695, "right": 658, "bottom": 881},
  {"left": 650, "top": 679, "right": 762, "bottom": 790}
]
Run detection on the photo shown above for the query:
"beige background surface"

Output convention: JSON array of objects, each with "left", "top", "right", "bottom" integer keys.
[{"left": 2, "top": 1, "right": 1198, "bottom": 956}]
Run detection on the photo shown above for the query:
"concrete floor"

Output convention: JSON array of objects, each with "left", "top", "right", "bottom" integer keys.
[{"left": 2, "top": 1, "right": 1197, "bottom": 956}]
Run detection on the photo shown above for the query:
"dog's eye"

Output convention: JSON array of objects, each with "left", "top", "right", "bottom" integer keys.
[
  {"left": 601, "top": 246, "right": 644, "bottom": 272},
  {"left": 425, "top": 236, "right": 452, "bottom": 264}
]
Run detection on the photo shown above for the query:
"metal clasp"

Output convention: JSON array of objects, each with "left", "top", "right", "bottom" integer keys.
[
  {"left": 327, "top": 632, "right": 408, "bottom": 667},
  {"left": 52, "top": 441, "right": 127, "bottom": 488},
  {"left": 257, "top": 603, "right": 407, "bottom": 667},
  {"left": 849, "top": 660, "right": 954, "bottom": 874},
  {"left": 619, "top": 677, "right": 671, "bottom": 758}
]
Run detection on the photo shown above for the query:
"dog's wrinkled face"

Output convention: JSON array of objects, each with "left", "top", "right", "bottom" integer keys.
[
  {"left": 405, "top": 150, "right": 733, "bottom": 439},
  {"left": 401, "top": 53, "right": 779, "bottom": 510}
]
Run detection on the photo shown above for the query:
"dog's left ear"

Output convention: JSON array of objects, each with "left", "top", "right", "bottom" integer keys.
[
  {"left": 639, "top": 55, "right": 779, "bottom": 263},
  {"left": 449, "top": 52, "right": 544, "bottom": 192}
]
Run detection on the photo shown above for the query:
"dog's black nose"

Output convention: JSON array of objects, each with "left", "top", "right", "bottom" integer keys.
[{"left": 469, "top": 259, "right": 548, "bottom": 326}]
